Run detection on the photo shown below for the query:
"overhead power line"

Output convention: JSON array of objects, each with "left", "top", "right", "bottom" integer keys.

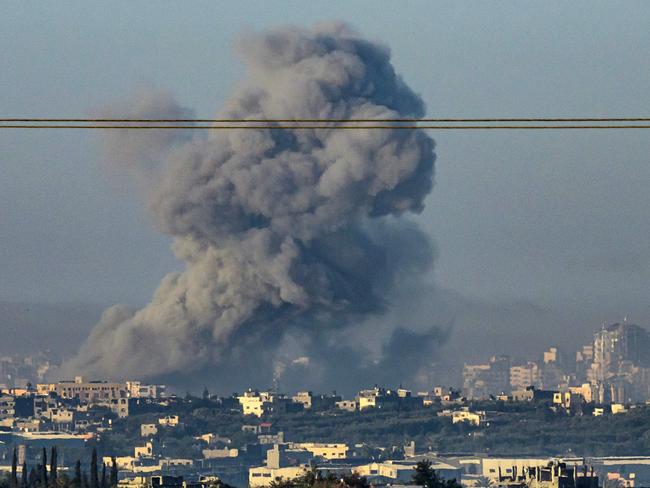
[
  {"left": 2, "top": 117, "right": 650, "bottom": 123},
  {"left": 2, "top": 117, "right": 650, "bottom": 130},
  {"left": 2, "top": 124, "right": 650, "bottom": 130}
]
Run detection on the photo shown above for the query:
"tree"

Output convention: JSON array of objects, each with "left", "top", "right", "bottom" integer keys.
[
  {"left": 109, "top": 459, "right": 118, "bottom": 488},
  {"left": 29, "top": 467, "right": 39, "bottom": 488},
  {"left": 340, "top": 474, "right": 369, "bottom": 488},
  {"left": 90, "top": 449, "right": 99, "bottom": 488},
  {"left": 50, "top": 447, "right": 58, "bottom": 485},
  {"left": 21, "top": 463, "right": 28, "bottom": 488},
  {"left": 11, "top": 448, "right": 18, "bottom": 488},
  {"left": 73, "top": 461, "right": 82, "bottom": 488},
  {"left": 411, "top": 461, "right": 462, "bottom": 488},
  {"left": 40, "top": 449, "right": 48, "bottom": 488}
]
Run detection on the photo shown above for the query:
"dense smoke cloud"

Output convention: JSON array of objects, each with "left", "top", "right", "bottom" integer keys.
[{"left": 60, "top": 22, "right": 437, "bottom": 391}]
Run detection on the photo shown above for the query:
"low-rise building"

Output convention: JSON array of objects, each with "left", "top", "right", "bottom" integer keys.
[
  {"left": 47, "top": 407, "right": 74, "bottom": 424},
  {"left": 258, "top": 432, "right": 284, "bottom": 445},
  {"left": 141, "top": 424, "right": 158, "bottom": 437},
  {"left": 238, "top": 391, "right": 271, "bottom": 417},
  {"left": 438, "top": 408, "right": 485, "bottom": 426},
  {"left": 335, "top": 400, "right": 357, "bottom": 412},
  {"left": 354, "top": 460, "right": 461, "bottom": 485},
  {"left": 134, "top": 441, "right": 154, "bottom": 458},
  {"left": 511, "top": 386, "right": 556, "bottom": 403},
  {"left": 158, "top": 415, "right": 181, "bottom": 427},
  {"left": 38, "top": 376, "right": 127, "bottom": 402},
  {"left": 159, "top": 458, "right": 193, "bottom": 468},
  {"left": 249, "top": 466, "right": 307, "bottom": 487},
  {"left": 0, "top": 394, "right": 16, "bottom": 421},
  {"left": 293, "top": 443, "right": 348, "bottom": 460},
  {"left": 202, "top": 448, "right": 239, "bottom": 459},
  {"left": 126, "top": 381, "right": 166, "bottom": 399},
  {"left": 291, "top": 391, "right": 341, "bottom": 411},
  {"left": 111, "top": 398, "right": 130, "bottom": 418},
  {"left": 103, "top": 456, "right": 137, "bottom": 471}
]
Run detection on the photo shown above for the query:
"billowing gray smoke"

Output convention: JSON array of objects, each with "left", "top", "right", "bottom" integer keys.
[{"left": 61, "top": 22, "right": 437, "bottom": 391}]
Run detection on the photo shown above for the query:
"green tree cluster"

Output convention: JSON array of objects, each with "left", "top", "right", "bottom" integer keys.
[{"left": 411, "top": 461, "right": 462, "bottom": 488}]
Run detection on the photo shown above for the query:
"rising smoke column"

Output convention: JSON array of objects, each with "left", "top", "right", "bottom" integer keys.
[{"left": 61, "top": 22, "right": 436, "bottom": 387}]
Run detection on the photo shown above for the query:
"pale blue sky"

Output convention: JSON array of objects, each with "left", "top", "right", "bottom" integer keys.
[{"left": 2, "top": 1, "right": 650, "bottom": 339}]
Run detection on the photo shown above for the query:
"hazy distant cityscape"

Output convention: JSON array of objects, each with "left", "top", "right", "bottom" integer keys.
[{"left": 1, "top": 319, "right": 650, "bottom": 488}]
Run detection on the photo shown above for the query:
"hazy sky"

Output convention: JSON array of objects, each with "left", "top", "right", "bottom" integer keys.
[{"left": 2, "top": 1, "right": 649, "bottom": 354}]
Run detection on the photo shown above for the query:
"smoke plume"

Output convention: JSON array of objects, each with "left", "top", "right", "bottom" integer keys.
[{"left": 61, "top": 22, "right": 437, "bottom": 391}]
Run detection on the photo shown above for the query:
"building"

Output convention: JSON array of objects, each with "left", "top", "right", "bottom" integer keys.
[
  {"left": 543, "top": 347, "right": 561, "bottom": 364},
  {"left": 249, "top": 444, "right": 351, "bottom": 488},
  {"left": 589, "top": 321, "right": 650, "bottom": 403},
  {"left": 481, "top": 458, "right": 568, "bottom": 480},
  {"left": 202, "top": 448, "right": 239, "bottom": 459},
  {"left": 575, "top": 345, "right": 594, "bottom": 383},
  {"left": 0, "top": 394, "right": 16, "bottom": 421},
  {"left": 438, "top": 407, "right": 485, "bottom": 426},
  {"left": 335, "top": 400, "right": 357, "bottom": 412},
  {"left": 249, "top": 466, "right": 308, "bottom": 487},
  {"left": 126, "top": 381, "right": 166, "bottom": 399},
  {"left": 483, "top": 459, "right": 597, "bottom": 488},
  {"left": 510, "top": 362, "right": 541, "bottom": 390},
  {"left": 158, "top": 415, "right": 181, "bottom": 427},
  {"left": 159, "top": 458, "right": 193, "bottom": 469},
  {"left": 294, "top": 443, "right": 348, "bottom": 460},
  {"left": 568, "top": 383, "right": 594, "bottom": 403},
  {"left": 511, "top": 386, "right": 556, "bottom": 403},
  {"left": 111, "top": 398, "right": 130, "bottom": 418},
  {"left": 238, "top": 390, "right": 271, "bottom": 417},
  {"left": 134, "top": 441, "right": 154, "bottom": 458},
  {"left": 47, "top": 407, "right": 74, "bottom": 424},
  {"left": 37, "top": 377, "right": 127, "bottom": 402},
  {"left": 451, "top": 409, "right": 484, "bottom": 426},
  {"left": 104, "top": 456, "right": 138, "bottom": 471},
  {"left": 356, "top": 386, "right": 404, "bottom": 410},
  {"left": 592, "top": 322, "right": 650, "bottom": 379},
  {"left": 354, "top": 460, "right": 461, "bottom": 485},
  {"left": 141, "top": 424, "right": 158, "bottom": 437},
  {"left": 258, "top": 432, "right": 284, "bottom": 445},
  {"left": 552, "top": 391, "right": 583, "bottom": 412},
  {"left": 463, "top": 356, "right": 511, "bottom": 399},
  {"left": 291, "top": 391, "right": 340, "bottom": 411}
]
